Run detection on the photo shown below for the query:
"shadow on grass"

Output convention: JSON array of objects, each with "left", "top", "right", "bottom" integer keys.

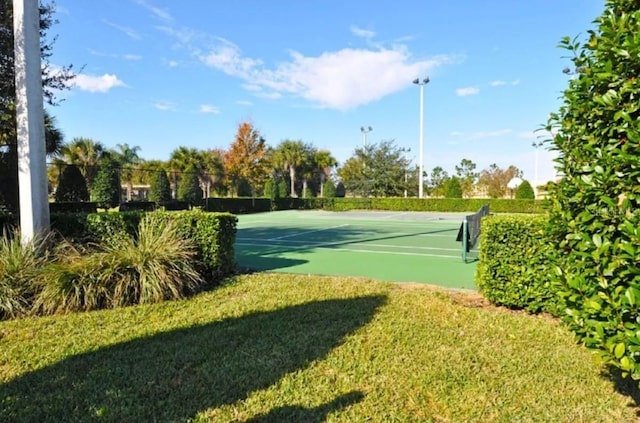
[
  {"left": 246, "top": 391, "right": 364, "bottom": 422},
  {"left": 603, "top": 365, "right": 640, "bottom": 414},
  {"left": 0, "top": 296, "right": 385, "bottom": 422}
]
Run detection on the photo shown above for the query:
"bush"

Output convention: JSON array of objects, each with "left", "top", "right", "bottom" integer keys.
[
  {"left": 335, "top": 182, "right": 346, "bottom": 198},
  {"left": 546, "top": 1, "right": 640, "bottom": 380},
  {"left": 91, "top": 158, "right": 121, "bottom": 209},
  {"left": 0, "top": 230, "right": 48, "bottom": 319},
  {"left": 515, "top": 180, "right": 535, "bottom": 200},
  {"left": 149, "top": 169, "right": 172, "bottom": 206},
  {"left": 475, "top": 215, "right": 561, "bottom": 315},
  {"left": 177, "top": 166, "right": 201, "bottom": 206},
  {"left": 55, "top": 165, "right": 89, "bottom": 202},
  {"left": 323, "top": 180, "right": 337, "bottom": 198},
  {"left": 443, "top": 177, "right": 463, "bottom": 199}
]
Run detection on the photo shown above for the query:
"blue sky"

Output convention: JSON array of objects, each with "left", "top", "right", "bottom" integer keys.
[{"left": 49, "top": 0, "right": 604, "bottom": 184}]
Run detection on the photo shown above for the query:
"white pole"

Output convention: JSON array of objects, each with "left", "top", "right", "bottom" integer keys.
[
  {"left": 13, "top": 0, "right": 50, "bottom": 243},
  {"left": 418, "top": 84, "right": 424, "bottom": 199},
  {"left": 532, "top": 141, "right": 542, "bottom": 199}
]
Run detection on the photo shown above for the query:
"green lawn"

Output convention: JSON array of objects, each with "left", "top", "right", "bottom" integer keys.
[{"left": 0, "top": 274, "right": 637, "bottom": 422}]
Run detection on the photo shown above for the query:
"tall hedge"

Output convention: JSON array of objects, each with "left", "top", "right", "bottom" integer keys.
[
  {"left": 149, "top": 169, "right": 172, "bottom": 206},
  {"left": 547, "top": 0, "right": 640, "bottom": 380},
  {"left": 91, "top": 158, "right": 121, "bottom": 209},
  {"left": 476, "top": 215, "right": 561, "bottom": 315},
  {"left": 177, "top": 166, "right": 201, "bottom": 206},
  {"left": 55, "top": 165, "right": 89, "bottom": 202}
]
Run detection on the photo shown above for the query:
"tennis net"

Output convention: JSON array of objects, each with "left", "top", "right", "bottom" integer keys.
[{"left": 456, "top": 204, "right": 490, "bottom": 262}]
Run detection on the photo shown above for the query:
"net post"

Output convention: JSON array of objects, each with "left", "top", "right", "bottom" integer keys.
[{"left": 462, "top": 217, "right": 468, "bottom": 263}]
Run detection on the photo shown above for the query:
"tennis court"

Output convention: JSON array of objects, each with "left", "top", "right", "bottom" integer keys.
[{"left": 235, "top": 210, "right": 480, "bottom": 289}]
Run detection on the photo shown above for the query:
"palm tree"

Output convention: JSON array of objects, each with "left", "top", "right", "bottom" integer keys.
[
  {"left": 314, "top": 150, "right": 338, "bottom": 197},
  {"left": 114, "top": 143, "right": 142, "bottom": 201},
  {"left": 169, "top": 147, "right": 203, "bottom": 198},
  {"left": 60, "top": 137, "right": 105, "bottom": 191},
  {"left": 273, "top": 140, "right": 310, "bottom": 198},
  {"left": 201, "top": 149, "right": 225, "bottom": 197}
]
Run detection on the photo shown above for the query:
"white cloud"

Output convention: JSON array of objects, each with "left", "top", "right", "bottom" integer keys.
[
  {"left": 199, "top": 40, "right": 458, "bottom": 110},
  {"left": 199, "top": 104, "right": 220, "bottom": 114},
  {"left": 236, "top": 100, "right": 253, "bottom": 106},
  {"left": 123, "top": 54, "right": 142, "bottom": 61},
  {"left": 159, "top": 26, "right": 461, "bottom": 110},
  {"left": 456, "top": 86, "right": 479, "bottom": 97},
  {"left": 87, "top": 49, "right": 141, "bottom": 61},
  {"left": 154, "top": 101, "right": 176, "bottom": 111},
  {"left": 167, "top": 60, "right": 179, "bottom": 67},
  {"left": 350, "top": 25, "right": 375, "bottom": 39},
  {"left": 102, "top": 20, "right": 141, "bottom": 40},
  {"left": 135, "top": 0, "right": 173, "bottom": 21},
  {"left": 73, "top": 74, "right": 126, "bottom": 93},
  {"left": 489, "top": 79, "right": 520, "bottom": 87}
]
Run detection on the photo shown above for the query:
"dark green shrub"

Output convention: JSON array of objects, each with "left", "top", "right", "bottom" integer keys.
[
  {"left": 443, "top": 177, "right": 463, "bottom": 199},
  {"left": 177, "top": 166, "right": 201, "bottom": 206},
  {"left": 149, "top": 169, "right": 172, "bottom": 206},
  {"left": 277, "top": 181, "right": 288, "bottom": 198},
  {"left": 476, "top": 215, "right": 561, "bottom": 315},
  {"left": 204, "top": 198, "right": 271, "bottom": 214},
  {"left": 515, "top": 180, "right": 535, "bottom": 200},
  {"left": 263, "top": 178, "right": 277, "bottom": 200},
  {"left": 323, "top": 180, "right": 337, "bottom": 198},
  {"left": 335, "top": 182, "right": 346, "bottom": 198},
  {"left": 546, "top": 0, "right": 640, "bottom": 380},
  {"left": 237, "top": 178, "right": 253, "bottom": 197},
  {"left": 55, "top": 165, "right": 89, "bottom": 202},
  {"left": 91, "top": 158, "right": 121, "bottom": 209}
]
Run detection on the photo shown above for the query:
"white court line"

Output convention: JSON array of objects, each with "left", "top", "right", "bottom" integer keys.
[
  {"left": 236, "top": 237, "right": 460, "bottom": 252},
  {"left": 269, "top": 224, "right": 350, "bottom": 240},
  {"left": 236, "top": 242, "right": 460, "bottom": 259}
]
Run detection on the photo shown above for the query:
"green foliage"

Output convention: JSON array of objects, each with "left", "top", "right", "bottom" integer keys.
[
  {"left": 515, "top": 180, "right": 535, "bottom": 199},
  {"left": 335, "top": 181, "right": 346, "bottom": 198},
  {"left": 54, "top": 164, "right": 89, "bottom": 202},
  {"left": 476, "top": 215, "right": 561, "bottom": 315},
  {"left": 337, "top": 140, "right": 411, "bottom": 197},
  {"left": 237, "top": 178, "right": 252, "bottom": 197},
  {"left": 263, "top": 177, "right": 278, "bottom": 200},
  {"left": 177, "top": 165, "right": 201, "bottom": 206},
  {"left": 91, "top": 157, "right": 121, "bottom": 209},
  {"left": 323, "top": 180, "right": 337, "bottom": 198},
  {"left": 546, "top": 0, "right": 640, "bottom": 380},
  {"left": 478, "top": 164, "right": 523, "bottom": 198},
  {"left": 0, "top": 230, "right": 48, "bottom": 319},
  {"left": 277, "top": 180, "right": 289, "bottom": 198},
  {"left": 149, "top": 169, "right": 171, "bottom": 206},
  {"left": 443, "top": 177, "right": 463, "bottom": 198}
]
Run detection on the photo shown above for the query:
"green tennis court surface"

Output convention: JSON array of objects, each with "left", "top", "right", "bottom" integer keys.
[{"left": 235, "top": 210, "right": 478, "bottom": 289}]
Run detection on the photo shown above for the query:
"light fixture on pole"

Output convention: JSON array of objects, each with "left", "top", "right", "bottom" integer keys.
[
  {"left": 413, "top": 77, "right": 429, "bottom": 198},
  {"left": 532, "top": 140, "right": 544, "bottom": 199},
  {"left": 360, "top": 126, "right": 372, "bottom": 149}
]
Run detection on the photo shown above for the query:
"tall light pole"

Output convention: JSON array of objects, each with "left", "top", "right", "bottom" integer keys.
[
  {"left": 532, "top": 140, "right": 543, "bottom": 199},
  {"left": 413, "top": 77, "right": 429, "bottom": 198},
  {"left": 360, "top": 126, "right": 372, "bottom": 149}
]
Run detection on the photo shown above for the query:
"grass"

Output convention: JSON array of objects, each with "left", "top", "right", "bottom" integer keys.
[{"left": 0, "top": 273, "right": 638, "bottom": 422}]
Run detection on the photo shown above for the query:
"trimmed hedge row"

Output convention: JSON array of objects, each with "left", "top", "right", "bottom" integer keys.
[
  {"left": 475, "top": 214, "right": 561, "bottom": 316},
  {"left": 50, "top": 210, "right": 237, "bottom": 284},
  {"left": 201, "top": 197, "right": 548, "bottom": 214}
]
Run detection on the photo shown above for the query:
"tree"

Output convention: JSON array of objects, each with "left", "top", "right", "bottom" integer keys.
[
  {"left": 478, "top": 164, "right": 522, "bottom": 198},
  {"left": 443, "top": 176, "right": 463, "bottom": 198},
  {"left": 546, "top": 0, "right": 640, "bottom": 381},
  {"left": 323, "top": 180, "right": 337, "bottom": 198},
  {"left": 149, "top": 169, "right": 172, "bottom": 206},
  {"left": 455, "top": 158, "right": 478, "bottom": 198},
  {"left": 272, "top": 139, "right": 310, "bottom": 197},
  {"left": 0, "top": 2, "right": 75, "bottom": 210},
  {"left": 428, "top": 166, "right": 449, "bottom": 197},
  {"left": 515, "top": 180, "right": 535, "bottom": 199},
  {"left": 313, "top": 149, "right": 338, "bottom": 198},
  {"left": 177, "top": 165, "right": 201, "bottom": 206},
  {"left": 60, "top": 137, "right": 105, "bottom": 191},
  {"left": 224, "top": 122, "right": 269, "bottom": 196},
  {"left": 55, "top": 164, "right": 88, "bottom": 202},
  {"left": 113, "top": 143, "right": 141, "bottom": 201},
  {"left": 338, "top": 140, "right": 410, "bottom": 197},
  {"left": 91, "top": 156, "right": 121, "bottom": 209},
  {"left": 201, "top": 149, "right": 225, "bottom": 197}
]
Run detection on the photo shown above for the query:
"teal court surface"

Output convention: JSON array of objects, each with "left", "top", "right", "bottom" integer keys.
[{"left": 235, "top": 210, "right": 479, "bottom": 289}]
